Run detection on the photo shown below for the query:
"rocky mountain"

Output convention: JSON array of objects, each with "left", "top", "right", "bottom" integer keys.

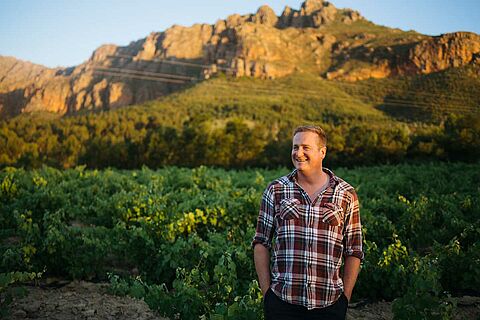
[{"left": 1, "top": 0, "right": 479, "bottom": 118}]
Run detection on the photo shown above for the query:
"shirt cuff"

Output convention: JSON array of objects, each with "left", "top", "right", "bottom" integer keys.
[
  {"left": 344, "top": 248, "right": 365, "bottom": 261},
  {"left": 251, "top": 237, "right": 272, "bottom": 250}
]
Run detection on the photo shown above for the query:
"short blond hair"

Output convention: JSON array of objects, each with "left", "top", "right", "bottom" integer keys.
[{"left": 293, "top": 125, "right": 327, "bottom": 147}]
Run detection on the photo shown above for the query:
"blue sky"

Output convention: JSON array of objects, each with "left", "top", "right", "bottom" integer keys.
[{"left": 1, "top": 0, "right": 479, "bottom": 68}]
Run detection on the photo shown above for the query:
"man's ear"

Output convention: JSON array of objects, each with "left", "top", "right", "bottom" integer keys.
[{"left": 321, "top": 146, "right": 327, "bottom": 159}]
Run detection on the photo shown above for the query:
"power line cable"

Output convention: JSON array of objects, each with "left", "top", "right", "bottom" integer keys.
[
  {"left": 93, "top": 66, "right": 198, "bottom": 81},
  {"left": 94, "top": 56, "right": 479, "bottom": 105},
  {"left": 89, "top": 65, "right": 479, "bottom": 113},
  {"left": 92, "top": 70, "right": 187, "bottom": 84},
  {"left": 106, "top": 52, "right": 478, "bottom": 103},
  {"left": 108, "top": 54, "right": 234, "bottom": 71}
]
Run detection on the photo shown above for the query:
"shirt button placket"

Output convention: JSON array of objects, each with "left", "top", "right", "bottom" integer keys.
[{"left": 307, "top": 204, "right": 313, "bottom": 306}]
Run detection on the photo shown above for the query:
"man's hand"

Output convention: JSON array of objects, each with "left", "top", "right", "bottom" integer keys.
[
  {"left": 262, "top": 287, "right": 269, "bottom": 297},
  {"left": 344, "top": 291, "right": 351, "bottom": 303}
]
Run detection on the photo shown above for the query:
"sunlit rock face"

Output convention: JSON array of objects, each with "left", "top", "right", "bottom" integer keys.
[{"left": 1, "top": 1, "right": 479, "bottom": 117}]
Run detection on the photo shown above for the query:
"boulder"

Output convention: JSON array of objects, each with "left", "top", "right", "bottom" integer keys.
[
  {"left": 136, "top": 32, "right": 162, "bottom": 60},
  {"left": 252, "top": 5, "right": 278, "bottom": 26},
  {"left": 312, "top": 3, "right": 337, "bottom": 27},
  {"left": 301, "top": 0, "right": 327, "bottom": 16}
]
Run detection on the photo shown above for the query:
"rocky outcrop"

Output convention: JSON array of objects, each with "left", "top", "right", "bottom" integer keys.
[
  {"left": 326, "top": 32, "right": 480, "bottom": 81},
  {"left": 252, "top": 5, "right": 278, "bottom": 27},
  {"left": 276, "top": 0, "right": 361, "bottom": 28},
  {"left": 156, "top": 24, "right": 213, "bottom": 60},
  {"left": 402, "top": 32, "right": 480, "bottom": 74},
  {"left": 1, "top": 1, "right": 479, "bottom": 116},
  {"left": 278, "top": 0, "right": 341, "bottom": 28},
  {"left": 108, "top": 82, "right": 134, "bottom": 109},
  {"left": 0, "top": 57, "right": 68, "bottom": 115}
]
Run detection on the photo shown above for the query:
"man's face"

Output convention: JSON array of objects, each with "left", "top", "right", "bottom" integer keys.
[{"left": 291, "top": 131, "right": 326, "bottom": 173}]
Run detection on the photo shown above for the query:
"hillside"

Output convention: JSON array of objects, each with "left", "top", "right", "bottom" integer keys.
[
  {"left": 1, "top": 0, "right": 480, "bottom": 117},
  {"left": 137, "top": 65, "right": 480, "bottom": 124},
  {"left": 1, "top": 69, "right": 479, "bottom": 169}
]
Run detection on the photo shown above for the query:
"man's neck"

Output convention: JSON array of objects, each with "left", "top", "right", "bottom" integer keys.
[{"left": 296, "top": 168, "right": 327, "bottom": 188}]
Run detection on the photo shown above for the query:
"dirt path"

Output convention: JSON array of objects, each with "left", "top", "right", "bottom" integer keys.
[
  {"left": 347, "top": 296, "right": 480, "bottom": 320},
  {"left": 6, "top": 281, "right": 480, "bottom": 319},
  {"left": 6, "top": 281, "right": 167, "bottom": 320}
]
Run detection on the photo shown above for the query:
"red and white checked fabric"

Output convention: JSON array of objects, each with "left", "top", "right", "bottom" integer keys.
[{"left": 252, "top": 168, "right": 364, "bottom": 310}]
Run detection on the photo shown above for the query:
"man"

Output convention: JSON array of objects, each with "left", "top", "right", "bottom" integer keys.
[{"left": 252, "top": 125, "right": 363, "bottom": 320}]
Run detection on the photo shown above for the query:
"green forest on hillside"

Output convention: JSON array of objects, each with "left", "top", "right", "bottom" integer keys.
[{"left": 1, "top": 68, "right": 479, "bottom": 170}]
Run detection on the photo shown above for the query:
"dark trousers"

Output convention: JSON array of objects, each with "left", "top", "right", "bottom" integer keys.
[{"left": 264, "top": 289, "right": 348, "bottom": 320}]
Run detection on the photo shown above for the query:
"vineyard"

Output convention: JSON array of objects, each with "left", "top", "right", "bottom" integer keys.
[{"left": 1, "top": 162, "right": 479, "bottom": 319}]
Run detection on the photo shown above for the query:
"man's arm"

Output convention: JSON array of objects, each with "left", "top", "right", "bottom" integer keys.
[
  {"left": 252, "top": 184, "right": 276, "bottom": 296},
  {"left": 342, "top": 255, "right": 361, "bottom": 301},
  {"left": 254, "top": 244, "right": 271, "bottom": 296},
  {"left": 342, "top": 189, "right": 364, "bottom": 302}
]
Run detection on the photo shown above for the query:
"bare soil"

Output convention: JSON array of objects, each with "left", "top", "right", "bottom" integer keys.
[
  {"left": 6, "top": 281, "right": 480, "bottom": 319},
  {"left": 6, "top": 281, "right": 167, "bottom": 320}
]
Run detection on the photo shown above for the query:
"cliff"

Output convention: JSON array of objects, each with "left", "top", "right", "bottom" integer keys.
[{"left": 1, "top": 0, "right": 479, "bottom": 117}]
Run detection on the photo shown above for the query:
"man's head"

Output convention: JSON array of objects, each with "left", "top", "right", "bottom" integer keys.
[{"left": 291, "top": 125, "right": 327, "bottom": 174}]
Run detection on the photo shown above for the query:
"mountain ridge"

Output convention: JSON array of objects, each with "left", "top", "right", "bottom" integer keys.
[{"left": 1, "top": 0, "right": 479, "bottom": 118}]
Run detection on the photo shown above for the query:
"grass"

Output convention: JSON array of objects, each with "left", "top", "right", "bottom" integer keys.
[{"left": 122, "top": 73, "right": 387, "bottom": 130}]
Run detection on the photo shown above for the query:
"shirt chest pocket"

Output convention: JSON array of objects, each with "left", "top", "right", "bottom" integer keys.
[
  {"left": 319, "top": 202, "right": 345, "bottom": 226},
  {"left": 279, "top": 198, "right": 303, "bottom": 221}
]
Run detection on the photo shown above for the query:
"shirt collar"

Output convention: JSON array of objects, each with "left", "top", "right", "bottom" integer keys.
[{"left": 287, "top": 167, "right": 339, "bottom": 188}]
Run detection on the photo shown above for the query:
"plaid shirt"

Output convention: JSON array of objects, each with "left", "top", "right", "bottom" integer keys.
[{"left": 252, "top": 168, "right": 364, "bottom": 310}]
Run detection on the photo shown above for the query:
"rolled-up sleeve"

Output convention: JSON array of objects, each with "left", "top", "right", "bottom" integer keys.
[
  {"left": 343, "top": 189, "right": 364, "bottom": 260},
  {"left": 251, "top": 183, "right": 276, "bottom": 250}
]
